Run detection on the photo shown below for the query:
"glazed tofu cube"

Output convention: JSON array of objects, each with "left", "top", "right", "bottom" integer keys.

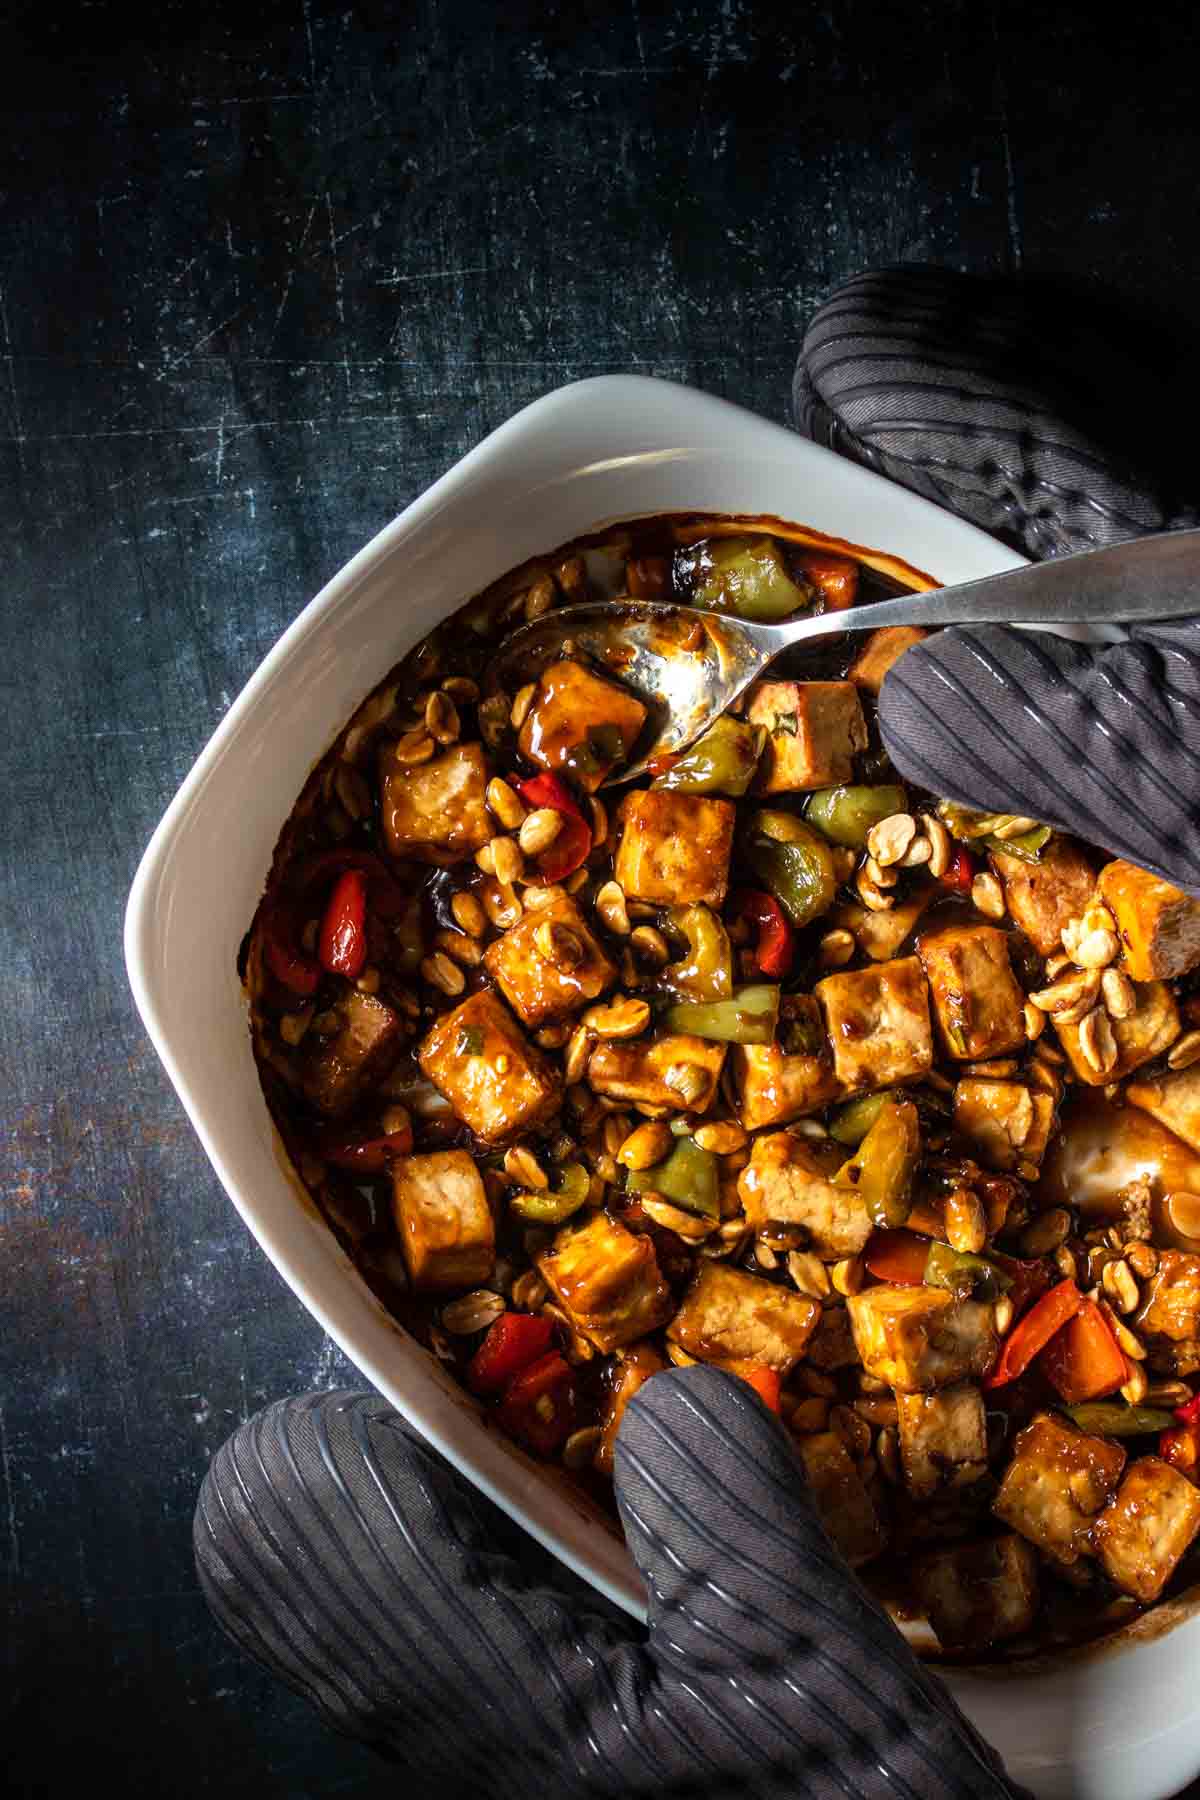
[
  {"left": 918, "top": 924, "right": 1026, "bottom": 1062},
  {"left": 747, "top": 679, "right": 868, "bottom": 792},
  {"left": 613, "top": 790, "right": 735, "bottom": 907},
  {"left": 738, "top": 1130, "right": 872, "bottom": 1260},
  {"left": 517, "top": 659, "right": 647, "bottom": 793},
  {"left": 953, "top": 1080, "right": 1055, "bottom": 1173},
  {"left": 795, "top": 549, "right": 860, "bottom": 612},
  {"left": 1054, "top": 979, "right": 1179, "bottom": 1086},
  {"left": 391, "top": 1150, "right": 495, "bottom": 1292},
  {"left": 593, "top": 1343, "right": 666, "bottom": 1477},
  {"left": 301, "top": 989, "right": 403, "bottom": 1118},
  {"left": 587, "top": 1032, "right": 726, "bottom": 1114},
  {"left": 814, "top": 956, "right": 934, "bottom": 1093},
  {"left": 536, "top": 1212, "right": 675, "bottom": 1354},
  {"left": 1097, "top": 859, "right": 1200, "bottom": 981},
  {"left": 847, "top": 625, "right": 928, "bottom": 694},
  {"left": 992, "top": 1414, "right": 1125, "bottom": 1564},
  {"left": 732, "top": 1003, "right": 841, "bottom": 1131},
  {"left": 805, "top": 1306, "right": 859, "bottom": 1371},
  {"left": 668, "top": 1263, "right": 820, "bottom": 1376},
  {"left": 1094, "top": 1456, "right": 1200, "bottom": 1602},
  {"left": 795, "top": 1432, "right": 887, "bottom": 1567},
  {"left": 846, "top": 1286, "right": 998, "bottom": 1393},
  {"left": 896, "top": 1384, "right": 988, "bottom": 1501},
  {"left": 913, "top": 1535, "right": 1039, "bottom": 1651},
  {"left": 827, "top": 890, "right": 933, "bottom": 963},
  {"left": 483, "top": 893, "right": 616, "bottom": 1030},
  {"left": 1128, "top": 1063, "right": 1200, "bottom": 1157},
  {"left": 991, "top": 838, "right": 1096, "bottom": 957},
  {"left": 1137, "top": 1251, "right": 1200, "bottom": 1376},
  {"left": 417, "top": 988, "right": 561, "bottom": 1144},
  {"left": 381, "top": 741, "right": 492, "bottom": 865}
]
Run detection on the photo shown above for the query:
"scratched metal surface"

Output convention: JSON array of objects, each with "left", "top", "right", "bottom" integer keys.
[{"left": 5, "top": 1, "right": 1200, "bottom": 1795}]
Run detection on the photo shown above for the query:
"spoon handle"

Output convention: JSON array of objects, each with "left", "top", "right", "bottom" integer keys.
[{"left": 769, "top": 527, "right": 1200, "bottom": 649}]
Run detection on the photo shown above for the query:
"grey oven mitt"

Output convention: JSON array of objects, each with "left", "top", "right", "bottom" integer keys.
[
  {"left": 195, "top": 1369, "right": 1026, "bottom": 1799},
  {"left": 795, "top": 265, "right": 1200, "bottom": 894}
]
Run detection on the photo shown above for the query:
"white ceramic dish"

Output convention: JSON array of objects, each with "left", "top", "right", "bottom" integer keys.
[{"left": 126, "top": 375, "right": 1199, "bottom": 1800}]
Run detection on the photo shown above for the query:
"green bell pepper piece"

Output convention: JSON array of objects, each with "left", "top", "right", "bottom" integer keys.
[
  {"left": 982, "top": 825, "right": 1051, "bottom": 863},
  {"left": 924, "top": 1240, "right": 1012, "bottom": 1302},
  {"left": 828, "top": 1091, "right": 891, "bottom": 1148},
  {"left": 744, "top": 810, "right": 837, "bottom": 928},
  {"left": 663, "top": 983, "right": 781, "bottom": 1045},
  {"left": 680, "top": 535, "right": 814, "bottom": 621},
  {"left": 626, "top": 1136, "right": 719, "bottom": 1218},
  {"left": 804, "top": 784, "right": 908, "bottom": 849},
  {"left": 1063, "top": 1403, "right": 1176, "bottom": 1437},
  {"left": 665, "top": 904, "right": 734, "bottom": 1001},
  {"left": 508, "top": 1163, "right": 590, "bottom": 1225},
  {"left": 652, "top": 715, "right": 766, "bottom": 798},
  {"left": 833, "top": 1099, "right": 920, "bottom": 1229}
]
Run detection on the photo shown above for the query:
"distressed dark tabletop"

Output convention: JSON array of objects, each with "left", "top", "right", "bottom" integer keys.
[{"left": 5, "top": 3, "right": 1200, "bottom": 1795}]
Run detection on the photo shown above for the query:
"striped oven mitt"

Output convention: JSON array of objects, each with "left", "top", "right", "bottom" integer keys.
[
  {"left": 794, "top": 264, "right": 1200, "bottom": 894},
  {"left": 195, "top": 1371, "right": 1026, "bottom": 1798}
]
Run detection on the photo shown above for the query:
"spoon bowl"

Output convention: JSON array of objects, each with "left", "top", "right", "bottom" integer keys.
[{"left": 491, "top": 527, "right": 1200, "bottom": 784}]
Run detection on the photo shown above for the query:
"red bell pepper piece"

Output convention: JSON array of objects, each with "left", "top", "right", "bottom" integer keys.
[
  {"left": 1175, "top": 1390, "right": 1200, "bottom": 1426},
  {"left": 264, "top": 915, "right": 323, "bottom": 997},
  {"left": 726, "top": 1362, "right": 782, "bottom": 1413},
  {"left": 315, "top": 1124, "right": 414, "bottom": 1174},
  {"left": 940, "top": 845, "right": 976, "bottom": 893},
  {"left": 514, "top": 772, "right": 592, "bottom": 881},
  {"left": 497, "top": 1350, "right": 578, "bottom": 1457},
  {"left": 319, "top": 868, "right": 369, "bottom": 979},
  {"left": 294, "top": 848, "right": 410, "bottom": 921},
  {"left": 985, "top": 1278, "right": 1083, "bottom": 1389},
  {"left": 467, "top": 1313, "right": 556, "bottom": 1396},
  {"left": 1160, "top": 1420, "right": 1200, "bottom": 1483},
  {"left": 728, "top": 888, "right": 795, "bottom": 978},
  {"left": 1039, "top": 1298, "right": 1129, "bottom": 1404},
  {"left": 864, "top": 1228, "right": 931, "bottom": 1286}
]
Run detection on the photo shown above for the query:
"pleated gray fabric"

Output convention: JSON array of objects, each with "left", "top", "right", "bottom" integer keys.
[
  {"left": 792, "top": 265, "right": 1200, "bottom": 894},
  {"left": 194, "top": 1371, "right": 1027, "bottom": 1798}
]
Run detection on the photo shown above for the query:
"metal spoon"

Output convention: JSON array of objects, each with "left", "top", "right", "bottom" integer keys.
[{"left": 492, "top": 528, "right": 1200, "bottom": 785}]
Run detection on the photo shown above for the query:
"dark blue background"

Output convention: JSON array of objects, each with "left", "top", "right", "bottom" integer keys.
[{"left": 5, "top": 2, "right": 1200, "bottom": 1793}]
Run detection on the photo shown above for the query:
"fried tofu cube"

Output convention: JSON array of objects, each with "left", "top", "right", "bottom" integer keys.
[
  {"left": 517, "top": 659, "right": 647, "bottom": 793},
  {"left": 668, "top": 1263, "right": 820, "bottom": 1376},
  {"left": 593, "top": 1343, "right": 666, "bottom": 1477},
  {"left": 612, "top": 789, "right": 735, "bottom": 907},
  {"left": 390, "top": 1150, "right": 495, "bottom": 1292},
  {"left": 827, "top": 890, "right": 934, "bottom": 963},
  {"left": 747, "top": 679, "right": 868, "bottom": 792},
  {"left": 847, "top": 625, "right": 928, "bottom": 694},
  {"left": 1094, "top": 1456, "right": 1200, "bottom": 1601},
  {"left": 536, "top": 1212, "right": 674, "bottom": 1355},
  {"left": 732, "top": 997, "right": 841, "bottom": 1130},
  {"left": 586, "top": 1032, "right": 725, "bottom": 1113},
  {"left": 1128, "top": 1063, "right": 1200, "bottom": 1157},
  {"left": 795, "top": 1431, "right": 887, "bottom": 1567},
  {"left": 1137, "top": 1251, "right": 1200, "bottom": 1376},
  {"left": 1054, "top": 979, "right": 1180, "bottom": 1086},
  {"left": 991, "top": 838, "right": 1096, "bottom": 957},
  {"left": 300, "top": 989, "right": 403, "bottom": 1118},
  {"left": 913, "top": 1535, "right": 1039, "bottom": 1651},
  {"left": 896, "top": 1384, "right": 988, "bottom": 1501},
  {"left": 417, "top": 988, "right": 561, "bottom": 1144},
  {"left": 814, "top": 956, "right": 934, "bottom": 1093},
  {"left": 381, "top": 741, "right": 492, "bottom": 865},
  {"left": 483, "top": 893, "right": 616, "bottom": 1030},
  {"left": 918, "top": 924, "right": 1026, "bottom": 1062},
  {"left": 738, "top": 1130, "right": 872, "bottom": 1260},
  {"left": 796, "top": 549, "right": 860, "bottom": 612},
  {"left": 846, "top": 1285, "right": 998, "bottom": 1393},
  {"left": 992, "top": 1413, "right": 1126, "bottom": 1564},
  {"left": 954, "top": 1079, "right": 1055, "bottom": 1172},
  {"left": 1097, "top": 859, "right": 1200, "bottom": 982}
]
